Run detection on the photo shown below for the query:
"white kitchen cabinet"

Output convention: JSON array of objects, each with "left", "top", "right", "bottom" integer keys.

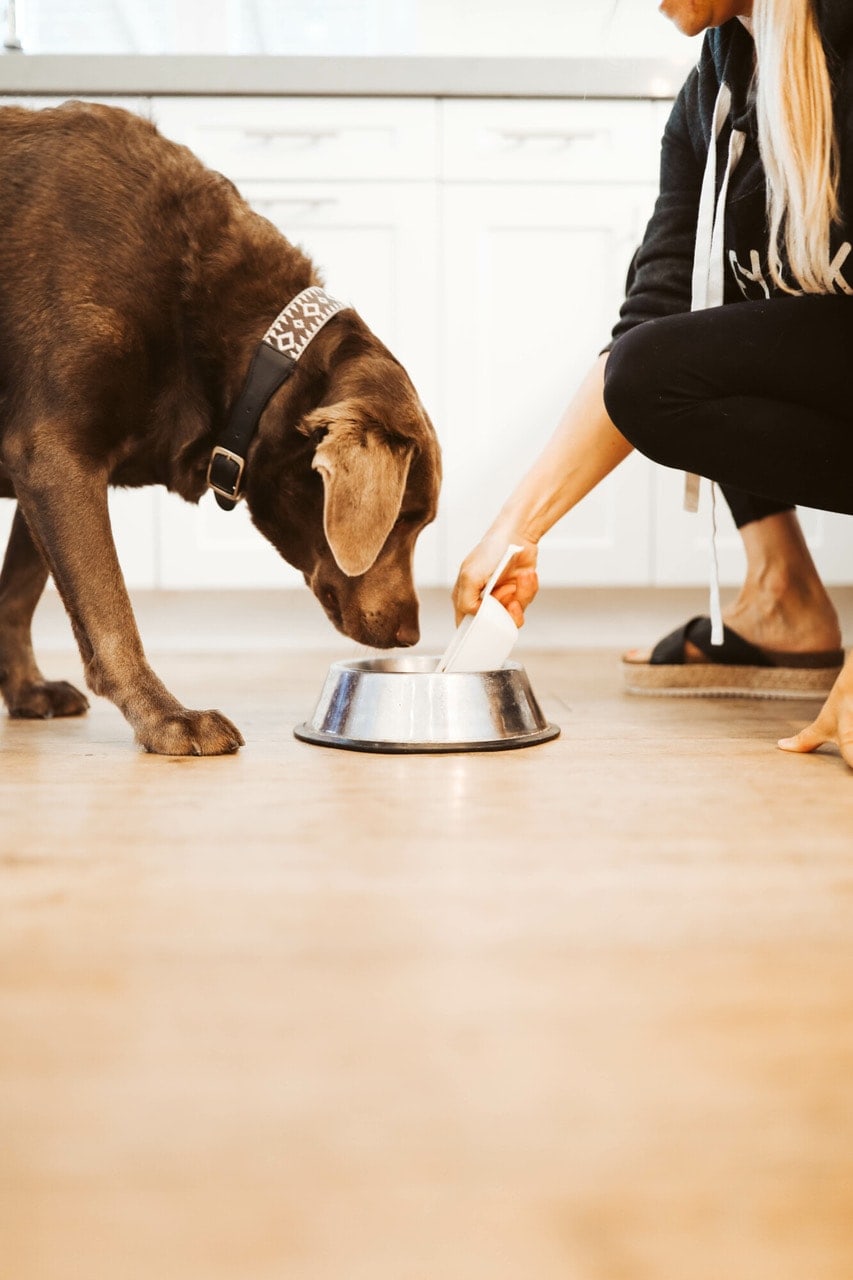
[
  {"left": 7, "top": 89, "right": 849, "bottom": 594},
  {"left": 440, "top": 182, "right": 655, "bottom": 585},
  {"left": 439, "top": 98, "right": 662, "bottom": 586}
]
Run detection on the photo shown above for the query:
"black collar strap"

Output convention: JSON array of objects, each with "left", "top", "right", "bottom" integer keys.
[{"left": 207, "top": 285, "right": 346, "bottom": 510}]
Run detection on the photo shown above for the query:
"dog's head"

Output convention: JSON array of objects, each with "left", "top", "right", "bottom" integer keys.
[{"left": 245, "top": 316, "right": 441, "bottom": 648}]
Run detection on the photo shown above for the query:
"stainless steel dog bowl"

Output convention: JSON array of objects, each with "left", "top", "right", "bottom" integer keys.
[{"left": 294, "top": 655, "right": 561, "bottom": 753}]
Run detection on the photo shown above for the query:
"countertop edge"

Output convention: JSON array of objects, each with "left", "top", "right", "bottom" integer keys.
[{"left": 0, "top": 54, "right": 693, "bottom": 99}]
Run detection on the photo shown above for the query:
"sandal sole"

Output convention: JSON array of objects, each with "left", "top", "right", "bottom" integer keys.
[{"left": 622, "top": 660, "right": 842, "bottom": 700}]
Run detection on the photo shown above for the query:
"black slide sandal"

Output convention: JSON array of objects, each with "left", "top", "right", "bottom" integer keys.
[{"left": 622, "top": 616, "right": 845, "bottom": 699}]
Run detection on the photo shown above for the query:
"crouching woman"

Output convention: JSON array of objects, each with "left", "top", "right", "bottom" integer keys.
[{"left": 453, "top": 0, "right": 853, "bottom": 768}]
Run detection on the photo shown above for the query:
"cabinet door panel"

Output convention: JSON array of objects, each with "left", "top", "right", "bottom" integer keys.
[
  {"left": 109, "top": 490, "right": 159, "bottom": 588},
  {"left": 159, "top": 181, "right": 443, "bottom": 587},
  {"left": 156, "top": 489, "right": 299, "bottom": 589},
  {"left": 441, "top": 183, "right": 655, "bottom": 585}
]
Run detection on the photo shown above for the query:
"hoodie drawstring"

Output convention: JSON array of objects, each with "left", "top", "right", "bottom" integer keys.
[{"left": 685, "top": 81, "right": 746, "bottom": 645}]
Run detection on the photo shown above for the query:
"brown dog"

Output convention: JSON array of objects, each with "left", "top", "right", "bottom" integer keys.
[{"left": 0, "top": 101, "right": 441, "bottom": 754}]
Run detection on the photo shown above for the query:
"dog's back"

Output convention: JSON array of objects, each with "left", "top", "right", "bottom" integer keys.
[
  {"left": 0, "top": 102, "right": 219, "bottom": 333},
  {"left": 0, "top": 102, "right": 312, "bottom": 458},
  {"left": 0, "top": 102, "right": 191, "bottom": 271}
]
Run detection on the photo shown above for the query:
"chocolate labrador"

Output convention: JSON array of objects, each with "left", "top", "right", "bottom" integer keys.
[{"left": 0, "top": 101, "right": 441, "bottom": 754}]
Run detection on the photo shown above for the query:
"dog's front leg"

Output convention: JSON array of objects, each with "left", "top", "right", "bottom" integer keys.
[
  {"left": 0, "top": 506, "right": 90, "bottom": 718},
  {"left": 11, "top": 455, "right": 244, "bottom": 756}
]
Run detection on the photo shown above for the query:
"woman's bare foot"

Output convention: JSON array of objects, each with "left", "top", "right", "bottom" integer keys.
[{"left": 625, "top": 510, "right": 843, "bottom": 664}]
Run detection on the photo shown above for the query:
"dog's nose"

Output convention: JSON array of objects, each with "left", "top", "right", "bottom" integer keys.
[{"left": 395, "top": 620, "right": 420, "bottom": 647}]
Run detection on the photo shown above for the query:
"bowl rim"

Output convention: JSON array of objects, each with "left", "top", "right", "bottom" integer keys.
[
  {"left": 327, "top": 655, "right": 526, "bottom": 676},
  {"left": 293, "top": 721, "right": 561, "bottom": 754}
]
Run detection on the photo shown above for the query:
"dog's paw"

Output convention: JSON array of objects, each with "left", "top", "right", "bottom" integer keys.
[
  {"left": 6, "top": 680, "right": 90, "bottom": 719},
  {"left": 139, "top": 709, "right": 245, "bottom": 757}
]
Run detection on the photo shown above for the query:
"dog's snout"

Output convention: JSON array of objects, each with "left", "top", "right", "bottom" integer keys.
[{"left": 394, "top": 620, "right": 420, "bottom": 648}]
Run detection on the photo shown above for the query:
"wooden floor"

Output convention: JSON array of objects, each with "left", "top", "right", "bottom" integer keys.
[{"left": 2, "top": 644, "right": 853, "bottom": 1280}]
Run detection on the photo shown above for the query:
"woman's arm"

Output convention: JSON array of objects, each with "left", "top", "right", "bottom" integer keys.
[
  {"left": 452, "top": 61, "right": 710, "bottom": 625},
  {"left": 452, "top": 49, "right": 716, "bottom": 624},
  {"left": 452, "top": 352, "right": 633, "bottom": 623}
]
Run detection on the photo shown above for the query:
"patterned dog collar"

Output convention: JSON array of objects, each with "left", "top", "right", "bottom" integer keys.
[
  {"left": 207, "top": 286, "right": 347, "bottom": 510},
  {"left": 262, "top": 285, "right": 346, "bottom": 359}
]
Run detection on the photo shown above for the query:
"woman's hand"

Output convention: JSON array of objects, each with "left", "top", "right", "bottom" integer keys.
[
  {"left": 452, "top": 530, "right": 539, "bottom": 626},
  {"left": 778, "top": 651, "right": 853, "bottom": 768}
]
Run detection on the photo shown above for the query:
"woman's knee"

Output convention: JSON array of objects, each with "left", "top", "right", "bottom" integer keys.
[{"left": 603, "top": 324, "right": 671, "bottom": 457}]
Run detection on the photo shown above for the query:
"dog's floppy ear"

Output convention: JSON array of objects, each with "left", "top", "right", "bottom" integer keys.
[{"left": 300, "top": 402, "right": 414, "bottom": 577}]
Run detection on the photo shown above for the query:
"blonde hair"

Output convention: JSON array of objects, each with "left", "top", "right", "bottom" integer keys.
[{"left": 753, "top": 0, "right": 840, "bottom": 293}]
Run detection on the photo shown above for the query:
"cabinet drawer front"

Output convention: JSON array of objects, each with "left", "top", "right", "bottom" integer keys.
[
  {"left": 442, "top": 99, "right": 660, "bottom": 183},
  {"left": 151, "top": 97, "right": 439, "bottom": 181}
]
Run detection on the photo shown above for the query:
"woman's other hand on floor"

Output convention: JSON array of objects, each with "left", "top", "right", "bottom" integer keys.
[
  {"left": 452, "top": 533, "right": 539, "bottom": 626},
  {"left": 778, "top": 651, "right": 853, "bottom": 768}
]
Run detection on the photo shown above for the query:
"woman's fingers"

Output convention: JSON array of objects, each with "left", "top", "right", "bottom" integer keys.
[
  {"left": 779, "top": 717, "right": 853, "bottom": 768},
  {"left": 778, "top": 719, "right": 831, "bottom": 754},
  {"left": 452, "top": 559, "right": 490, "bottom": 622},
  {"left": 451, "top": 540, "right": 538, "bottom": 625},
  {"left": 777, "top": 653, "right": 853, "bottom": 768},
  {"left": 512, "top": 567, "right": 540, "bottom": 609},
  {"left": 451, "top": 550, "right": 490, "bottom": 619},
  {"left": 492, "top": 569, "right": 539, "bottom": 624}
]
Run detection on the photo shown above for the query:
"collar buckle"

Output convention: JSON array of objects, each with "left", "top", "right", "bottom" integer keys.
[{"left": 207, "top": 445, "right": 246, "bottom": 505}]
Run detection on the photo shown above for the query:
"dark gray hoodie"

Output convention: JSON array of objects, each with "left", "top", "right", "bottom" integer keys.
[{"left": 609, "top": 1, "right": 853, "bottom": 343}]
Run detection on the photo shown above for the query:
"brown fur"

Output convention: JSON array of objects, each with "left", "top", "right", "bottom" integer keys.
[{"left": 0, "top": 101, "right": 441, "bottom": 755}]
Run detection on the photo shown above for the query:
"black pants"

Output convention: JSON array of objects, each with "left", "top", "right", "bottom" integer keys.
[{"left": 603, "top": 295, "right": 853, "bottom": 527}]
